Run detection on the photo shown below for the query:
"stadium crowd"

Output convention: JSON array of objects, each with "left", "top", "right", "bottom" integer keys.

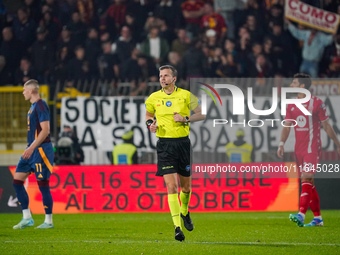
[{"left": 0, "top": 0, "right": 340, "bottom": 94}]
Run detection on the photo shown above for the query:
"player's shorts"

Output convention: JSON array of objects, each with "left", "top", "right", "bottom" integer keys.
[
  {"left": 16, "top": 143, "right": 54, "bottom": 180},
  {"left": 295, "top": 152, "right": 320, "bottom": 175},
  {"left": 156, "top": 136, "right": 192, "bottom": 177}
]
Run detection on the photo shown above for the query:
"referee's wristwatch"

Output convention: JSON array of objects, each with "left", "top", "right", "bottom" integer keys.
[{"left": 184, "top": 116, "right": 190, "bottom": 122}]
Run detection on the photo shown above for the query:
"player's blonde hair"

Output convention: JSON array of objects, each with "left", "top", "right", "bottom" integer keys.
[{"left": 24, "top": 79, "right": 39, "bottom": 93}]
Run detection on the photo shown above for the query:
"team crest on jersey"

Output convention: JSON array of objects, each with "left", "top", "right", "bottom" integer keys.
[
  {"left": 297, "top": 115, "right": 307, "bottom": 127},
  {"left": 166, "top": 101, "right": 172, "bottom": 107}
]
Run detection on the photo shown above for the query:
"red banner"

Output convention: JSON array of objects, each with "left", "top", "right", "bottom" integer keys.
[{"left": 9, "top": 163, "right": 299, "bottom": 214}]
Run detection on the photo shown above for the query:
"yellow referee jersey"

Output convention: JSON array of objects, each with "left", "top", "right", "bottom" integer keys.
[{"left": 145, "top": 87, "right": 199, "bottom": 138}]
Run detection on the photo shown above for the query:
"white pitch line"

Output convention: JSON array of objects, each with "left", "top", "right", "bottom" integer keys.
[{"left": 2, "top": 240, "right": 339, "bottom": 246}]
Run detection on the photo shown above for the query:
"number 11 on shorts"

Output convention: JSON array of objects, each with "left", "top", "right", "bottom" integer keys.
[{"left": 35, "top": 163, "right": 42, "bottom": 172}]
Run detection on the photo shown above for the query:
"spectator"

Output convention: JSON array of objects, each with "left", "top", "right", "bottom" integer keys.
[
  {"left": 84, "top": 27, "right": 101, "bottom": 78},
  {"left": 214, "top": 0, "right": 237, "bottom": 39},
  {"left": 98, "top": 41, "right": 119, "bottom": 83},
  {"left": 247, "top": 53, "right": 274, "bottom": 78},
  {"left": 204, "top": 29, "right": 220, "bottom": 53},
  {"left": 200, "top": 3, "right": 227, "bottom": 42},
  {"left": 125, "top": 0, "right": 149, "bottom": 36},
  {"left": 57, "top": 25, "right": 77, "bottom": 57},
  {"left": 266, "top": 4, "right": 284, "bottom": 31},
  {"left": 239, "top": 0, "right": 265, "bottom": 31},
  {"left": 181, "top": 39, "right": 208, "bottom": 79},
  {"left": 135, "top": 54, "right": 158, "bottom": 82},
  {"left": 30, "top": 27, "right": 55, "bottom": 83},
  {"left": 120, "top": 47, "right": 140, "bottom": 82},
  {"left": 262, "top": 37, "right": 276, "bottom": 73},
  {"left": 144, "top": 15, "right": 163, "bottom": 35},
  {"left": 236, "top": 26, "right": 251, "bottom": 76},
  {"left": 166, "top": 51, "right": 182, "bottom": 80},
  {"left": 208, "top": 47, "right": 223, "bottom": 77},
  {"left": 100, "top": 31, "right": 111, "bottom": 43},
  {"left": 322, "top": 33, "right": 340, "bottom": 77},
  {"left": 130, "top": 54, "right": 158, "bottom": 96},
  {"left": 244, "top": 14, "right": 264, "bottom": 43},
  {"left": 112, "top": 25, "right": 136, "bottom": 64},
  {"left": 67, "top": 45, "right": 89, "bottom": 84},
  {"left": 268, "top": 21, "right": 295, "bottom": 76},
  {"left": 287, "top": 19, "right": 333, "bottom": 78},
  {"left": 52, "top": 46, "right": 71, "bottom": 82},
  {"left": 0, "top": 55, "right": 14, "bottom": 85},
  {"left": 55, "top": 125, "right": 84, "bottom": 165},
  {"left": 0, "top": 27, "right": 23, "bottom": 74},
  {"left": 159, "top": 17, "right": 177, "bottom": 46},
  {"left": 203, "top": 29, "right": 222, "bottom": 77},
  {"left": 120, "top": 48, "right": 158, "bottom": 95},
  {"left": 106, "top": 0, "right": 126, "bottom": 38},
  {"left": 171, "top": 28, "right": 190, "bottom": 58},
  {"left": 67, "top": 11, "right": 88, "bottom": 46},
  {"left": 41, "top": 4, "right": 53, "bottom": 17},
  {"left": 14, "top": 57, "right": 37, "bottom": 85},
  {"left": 12, "top": 7, "right": 37, "bottom": 50},
  {"left": 140, "top": 26, "right": 170, "bottom": 66},
  {"left": 224, "top": 38, "right": 238, "bottom": 56},
  {"left": 76, "top": 0, "right": 94, "bottom": 25},
  {"left": 39, "top": 11, "right": 60, "bottom": 42},
  {"left": 217, "top": 52, "right": 238, "bottom": 78},
  {"left": 246, "top": 41, "right": 263, "bottom": 68},
  {"left": 217, "top": 38, "right": 240, "bottom": 77},
  {"left": 45, "top": 0, "right": 59, "bottom": 16},
  {"left": 58, "top": 0, "right": 77, "bottom": 25},
  {"left": 153, "top": 0, "right": 185, "bottom": 30},
  {"left": 122, "top": 12, "right": 139, "bottom": 42},
  {"left": 24, "top": 0, "right": 42, "bottom": 23},
  {"left": 181, "top": 0, "right": 205, "bottom": 38}
]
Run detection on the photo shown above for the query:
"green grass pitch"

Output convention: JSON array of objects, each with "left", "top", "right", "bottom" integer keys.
[{"left": 0, "top": 211, "right": 339, "bottom": 254}]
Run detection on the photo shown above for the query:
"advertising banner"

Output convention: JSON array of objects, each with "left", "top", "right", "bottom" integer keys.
[
  {"left": 7, "top": 163, "right": 299, "bottom": 214},
  {"left": 0, "top": 166, "right": 23, "bottom": 213}
]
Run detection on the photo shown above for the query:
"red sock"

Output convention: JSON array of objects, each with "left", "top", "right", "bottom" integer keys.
[
  {"left": 299, "top": 182, "right": 313, "bottom": 214},
  {"left": 309, "top": 186, "right": 321, "bottom": 217}
]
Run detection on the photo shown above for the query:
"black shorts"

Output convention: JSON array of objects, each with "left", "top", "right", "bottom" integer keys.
[{"left": 156, "top": 136, "right": 192, "bottom": 177}]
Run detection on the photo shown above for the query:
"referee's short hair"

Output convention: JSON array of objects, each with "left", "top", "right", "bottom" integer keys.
[
  {"left": 159, "top": 65, "right": 178, "bottom": 77},
  {"left": 24, "top": 79, "right": 40, "bottom": 93},
  {"left": 293, "top": 73, "right": 312, "bottom": 90}
]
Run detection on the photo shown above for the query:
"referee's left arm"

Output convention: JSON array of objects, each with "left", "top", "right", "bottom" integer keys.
[{"left": 188, "top": 105, "right": 205, "bottom": 122}]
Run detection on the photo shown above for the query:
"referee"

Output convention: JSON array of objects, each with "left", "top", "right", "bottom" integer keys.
[{"left": 145, "top": 65, "right": 205, "bottom": 241}]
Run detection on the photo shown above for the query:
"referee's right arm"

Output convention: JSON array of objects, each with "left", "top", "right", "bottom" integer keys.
[{"left": 146, "top": 110, "right": 157, "bottom": 133}]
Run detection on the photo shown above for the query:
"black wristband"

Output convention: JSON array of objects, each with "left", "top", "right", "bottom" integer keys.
[{"left": 146, "top": 119, "right": 153, "bottom": 129}]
